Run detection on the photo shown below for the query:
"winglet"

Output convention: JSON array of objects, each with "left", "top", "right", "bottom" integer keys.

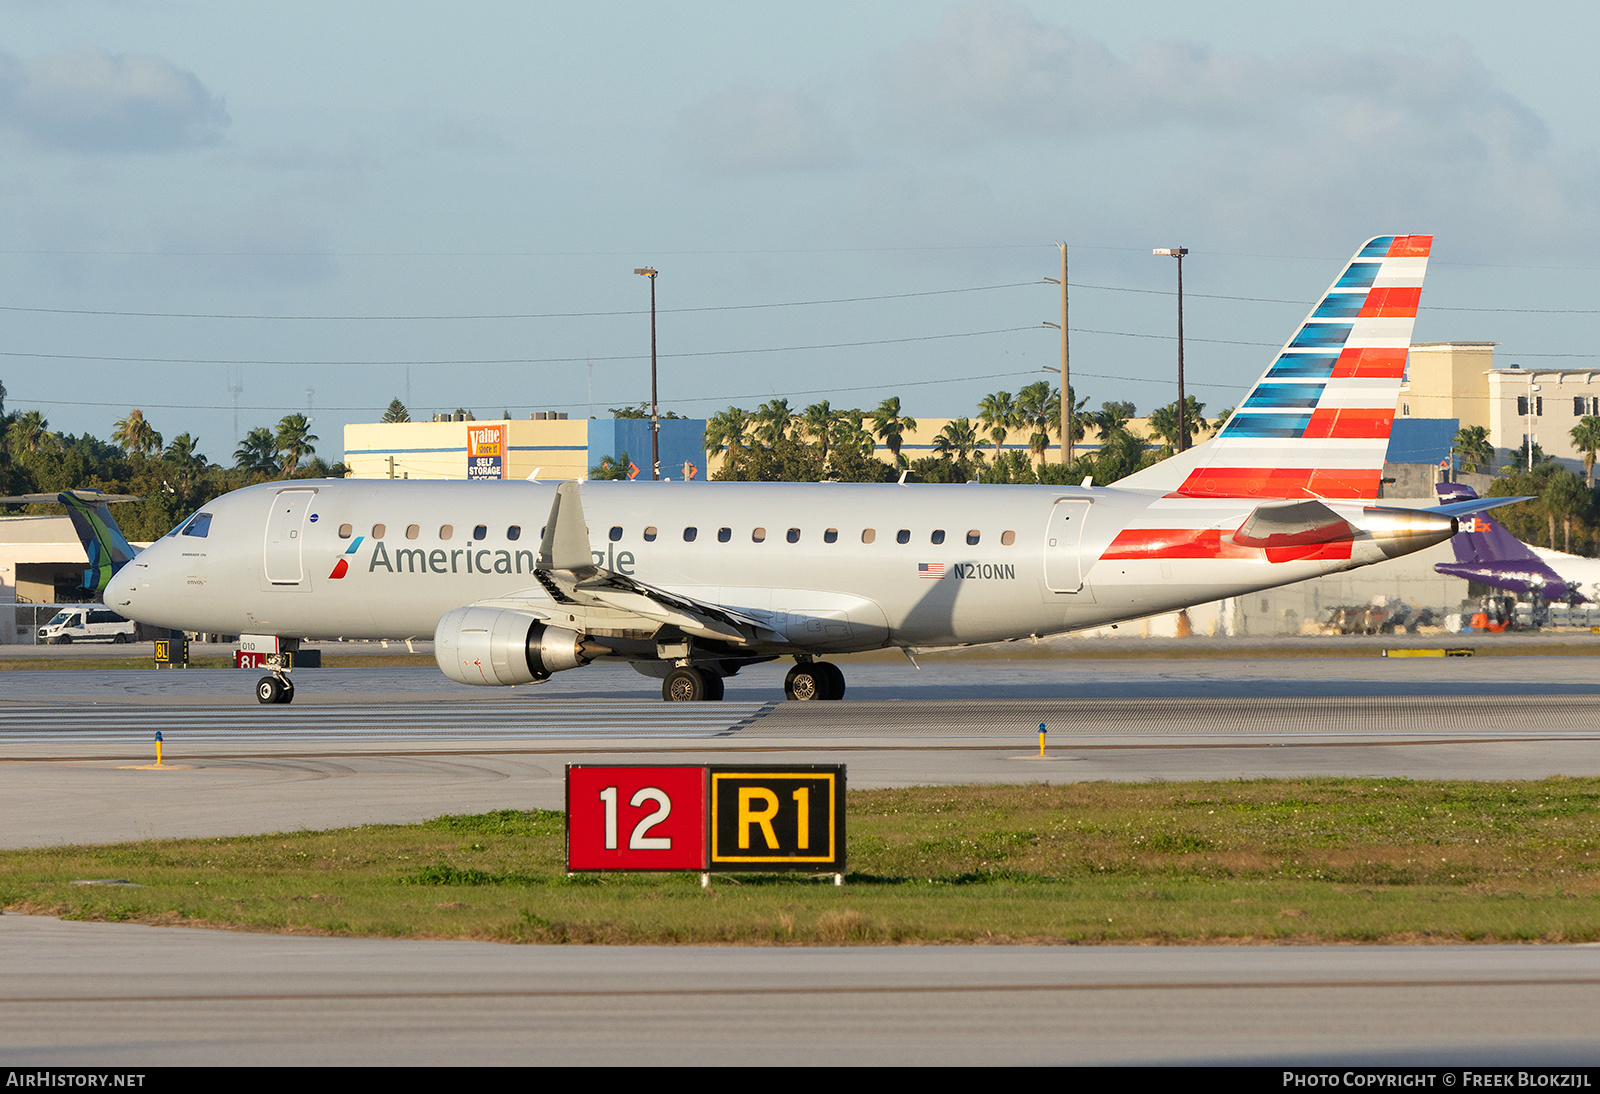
[{"left": 538, "top": 482, "right": 595, "bottom": 571}]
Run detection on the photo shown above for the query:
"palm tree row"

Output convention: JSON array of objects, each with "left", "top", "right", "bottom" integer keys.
[
  {"left": 1, "top": 394, "right": 345, "bottom": 542},
  {"left": 707, "top": 383, "right": 1213, "bottom": 485}
]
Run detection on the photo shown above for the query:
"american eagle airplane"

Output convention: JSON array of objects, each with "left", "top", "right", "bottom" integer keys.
[{"left": 102, "top": 235, "right": 1516, "bottom": 704}]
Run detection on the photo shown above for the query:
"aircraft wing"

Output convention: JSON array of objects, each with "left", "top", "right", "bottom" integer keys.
[
  {"left": 1427, "top": 495, "right": 1534, "bottom": 519},
  {"left": 531, "top": 482, "right": 786, "bottom": 646}
]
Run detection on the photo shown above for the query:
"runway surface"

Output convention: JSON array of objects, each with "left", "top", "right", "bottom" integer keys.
[
  {"left": 5, "top": 914, "right": 1600, "bottom": 1066},
  {"left": 5, "top": 654, "right": 1600, "bottom": 1066},
  {"left": 5, "top": 658, "right": 1600, "bottom": 846}
]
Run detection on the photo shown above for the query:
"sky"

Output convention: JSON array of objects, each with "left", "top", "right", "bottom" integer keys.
[{"left": 1, "top": 0, "right": 1598, "bottom": 464}]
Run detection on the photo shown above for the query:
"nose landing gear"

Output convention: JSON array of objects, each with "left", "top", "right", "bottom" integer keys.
[
  {"left": 256, "top": 675, "right": 294, "bottom": 704},
  {"left": 254, "top": 650, "right": 295, "bottom": 704}
]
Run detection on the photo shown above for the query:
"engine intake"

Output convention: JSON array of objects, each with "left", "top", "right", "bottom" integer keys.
[{"left": 434, "top": 606, "right": 597, "bottom": 686}]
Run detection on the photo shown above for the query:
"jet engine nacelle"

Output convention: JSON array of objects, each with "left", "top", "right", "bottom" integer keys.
[{"left": 434, "top": 606, "right": 592, "bottom": 686}]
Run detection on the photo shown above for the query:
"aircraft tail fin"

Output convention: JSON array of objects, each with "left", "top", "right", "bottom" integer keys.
[
  {"left": 59, "top": 490, "right": 140, "bottom": 595},
  {"left": 1430, "top": 482, "right": 1573, "bottom": 597},
  {"left": 1119, "top": 235, "right": 1431, "bottom": 499}
]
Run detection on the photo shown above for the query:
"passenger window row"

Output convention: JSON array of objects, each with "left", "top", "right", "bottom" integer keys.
[
  {"left": 337, "top": 522, "right": 1018, "bottom": 548},
  {"left": 616, "top": 526, "right": 1017, "bottom": 546},
  {"left": 339, "top": 523, "right": 521, "bottom": 542}
]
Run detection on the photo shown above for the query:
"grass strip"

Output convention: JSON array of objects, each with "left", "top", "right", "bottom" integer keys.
[{"left": 3, "top": 777, "right": 1598, "bottom": 945}]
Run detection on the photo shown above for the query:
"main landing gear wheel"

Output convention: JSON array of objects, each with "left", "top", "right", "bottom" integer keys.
[
  {"left": 784, "top": 661, "right": 844, "bottom": 701},
  {"left": 663, "top": 666, "right": 717, "bottom": 702},
  {"left": 256, "top": 676, "right": 295, "bottom": 704}
]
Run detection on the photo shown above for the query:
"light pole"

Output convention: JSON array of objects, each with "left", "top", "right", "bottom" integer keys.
[
  {"left": 1042, "top": 242, "right": 1070, "bottom": 466},
  {"left": 1153, "top": 247, "right": 1189, "bottom": 452},
  {"left": 633, "top": 266, "right": 660, "bottom": 480},
  {"left": 1525, "top": 370, "right": 1541, "bottom": 473}
]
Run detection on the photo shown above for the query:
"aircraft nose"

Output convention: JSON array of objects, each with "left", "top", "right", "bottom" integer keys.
[{"left": 108, "top": 569, "right": 140, "bottom": 612}]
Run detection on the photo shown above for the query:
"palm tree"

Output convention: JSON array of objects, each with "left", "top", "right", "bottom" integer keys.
[
  {"left": 751, "top": 398, "right": 796, "bottom": 447},
  {"left": 382, "top": 398, "right": 411, "bottom": 423},
  {"left": 111, "top": 409, "right": 162, "bottom": 457},
  {"left": 1544, "top": 471, "right": 1592, "bottom": 554},
  {"left": 1014, "top": 382, "right": 1059, "bottom": 468},
  {"left": 1062, "top": 384, "right": 1092, "bottom": 451},
  {"left": 870, "top": 397, "right": 917, "bottom": 468},
  {"left": 830, "top": 410, "right": 876, "bottom": 460},
  {"left": 977, "top": 391, "right": 1016, "bottom": 462},
  {"left": 1570, "top": 416, "right": 1600, "bottom": 486},
  {"left": 274, "top": 413, "right": 318, "bottom": 477},
  {"left": 1092, "top": 400, "right": 1134, "bottom": 443},
  {"left": 1504, "top": 437, "right": 1553, "bottom": 474},
  {"left": 162, "top": 433, "right": 209, "bottom": 490},
  {"left": 801, "top": 401, "right": 841, "bottom": 465},
  {"left": 705, "top": 407, "right": 751, "bottom": 475},
  {"left": 933, "top": 418, "right": 981, "bottom": 465},
  {"left": 590, "top": 451, "right": 633, "bottom": 480},
  {"left": 235, "top": 427, "right": 278, "bottom": 475},
  {"left": 1454, "top": 425, "right": 1494, "bottom": 474},
  {"left": 1147, "top": 396, "right": 1208, "bottom": 453},
  {"left": 9, "top": 409, "right": 52, "bottom": 455}
]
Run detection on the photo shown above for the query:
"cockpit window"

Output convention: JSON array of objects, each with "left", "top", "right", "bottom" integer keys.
[
  {"left": 167, "top": 511, "right": 210, "bottom": 538},
  {"left": 168, "top": 512, "right": 212, "bottom": 538}
]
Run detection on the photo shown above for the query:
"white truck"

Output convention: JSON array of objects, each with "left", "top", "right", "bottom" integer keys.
[{"left": 37, "top": 607, "right": 137, "bottom": 644}]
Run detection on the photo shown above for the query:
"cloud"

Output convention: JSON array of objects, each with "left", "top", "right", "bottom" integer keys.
[
  {"left": 0, "top": 46, "right": 228, "bottom": 152},
  {"left": 709, "top": 0, "right": 1589, "bottom": 257},
  {"left": 676, "top": 85, "right": 853, "bottom": 174},
  {"left": 878, "top": 2, "right": 1548, "bottom": 154}
]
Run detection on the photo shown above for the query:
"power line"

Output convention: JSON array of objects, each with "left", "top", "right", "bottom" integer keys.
[
  {"left": 5, "top": 277, "right": 1592, "bottom": 321},
  {"left": 0, "top": 324, "right": 1042, "bottom": 367},
  {"left": 14, "top": 369, "right": 1247, "bottom": 416},
  {"left": 0, "top": 281, "right": 1038, "bottom": 321}
]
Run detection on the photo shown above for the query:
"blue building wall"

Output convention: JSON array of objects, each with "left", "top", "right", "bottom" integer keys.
[
  {"left": 587, "top": 419, "right": 707, "bottom": 480},
  {"left": 1385, "top": 418, "right": 1459, "bottom": 464}
]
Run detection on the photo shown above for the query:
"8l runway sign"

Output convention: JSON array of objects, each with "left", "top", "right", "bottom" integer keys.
[{"left": 566, "top": 764, "right": 845, "bottom": 874}]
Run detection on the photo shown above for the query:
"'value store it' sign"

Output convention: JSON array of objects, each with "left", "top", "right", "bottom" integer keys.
[{"left": 565, "top": 764, "right": 845, "bottom": 873}]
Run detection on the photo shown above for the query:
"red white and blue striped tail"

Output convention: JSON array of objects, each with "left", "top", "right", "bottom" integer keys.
[{"left": 1119, "top": 235, "right": 1431, "bottom": 500}]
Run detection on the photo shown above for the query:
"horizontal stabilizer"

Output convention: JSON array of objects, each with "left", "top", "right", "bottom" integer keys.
[
  {"left": 4, "top": 489, "right": 145, "bottom": 595},
  {"left": 1232, "top": 499, "right": 1357, "bottom": 549},
  {"left": 1427, "top": 495, "right": 1534, "bottom": 519}
]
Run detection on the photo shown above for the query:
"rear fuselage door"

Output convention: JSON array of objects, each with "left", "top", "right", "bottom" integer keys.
[
  {"left": 263, "top": 489, "right": 317, "bottom": 586},
  {"left": 1043, "top": 499, "right": 1092, "bottom": 593}
]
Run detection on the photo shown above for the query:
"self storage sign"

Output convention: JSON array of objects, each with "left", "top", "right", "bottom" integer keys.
[{"left": 566, "top": 764, "right": 845, "bottom": 874}]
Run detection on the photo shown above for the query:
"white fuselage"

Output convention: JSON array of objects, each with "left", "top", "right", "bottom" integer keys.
[{"left": 110, "top": 478, "right": 1417, "bottom": 654}]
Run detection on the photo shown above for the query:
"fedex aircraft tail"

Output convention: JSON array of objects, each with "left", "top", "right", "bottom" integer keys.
[
  {"left": 1121, "top": 235, "right": 1431, "bottom": 499},
  {"left": 1431, "top": 482, "right": 1579, "bottom": 599}
]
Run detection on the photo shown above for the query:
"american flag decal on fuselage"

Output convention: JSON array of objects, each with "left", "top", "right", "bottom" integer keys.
[{"left": 918, "top": 563, "right": 946, "bottom": 579}]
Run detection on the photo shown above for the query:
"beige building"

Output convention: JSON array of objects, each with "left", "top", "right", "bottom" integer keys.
[
  {"left": 0, "top": 515, "right": 93, "bottom": 643},
  {"left": 1399, "top": 342, "right": 1600, "bottom": 468},
  {"left": 344, "top": 416, "right": 710, "bottom": 483},
  {"left": 1399, "top": 342, "right": 1496, "bottom": 431},
  {"left": 1486, "top": 365, "right": 1600, "bottom": 468},
  {"left": 345, "top": 419, "right": 591, "bottom": 481}
]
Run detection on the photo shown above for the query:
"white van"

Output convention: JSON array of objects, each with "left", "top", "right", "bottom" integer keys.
[{"left": 37, "top": 607, "right": 137, "bottom": 645}]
